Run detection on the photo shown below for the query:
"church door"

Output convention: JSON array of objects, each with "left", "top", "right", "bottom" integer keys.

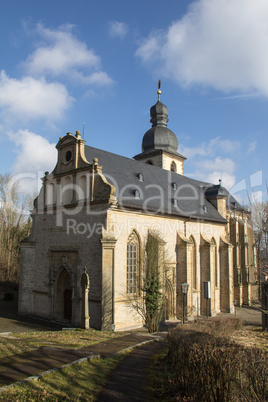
[{"left": 64, "top": 289, "right": 72, "bottom": 320}]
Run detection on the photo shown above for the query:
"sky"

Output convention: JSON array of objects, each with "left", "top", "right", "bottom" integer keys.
[{"left": 0, "top": 0, "right": 267, "bottom": 205}]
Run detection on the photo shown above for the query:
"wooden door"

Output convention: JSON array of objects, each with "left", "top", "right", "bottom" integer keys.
[{"left": 64, "top": 289, "right": 72, "bottom": 320}]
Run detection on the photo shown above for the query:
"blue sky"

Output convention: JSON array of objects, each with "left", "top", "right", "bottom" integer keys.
[{"left": 0, "top": 0, "right": 267, "bottom": 204}]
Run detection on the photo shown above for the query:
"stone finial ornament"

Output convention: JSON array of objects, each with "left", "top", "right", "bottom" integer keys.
[
  {"left": 81, "top": 266, "right": 90, "bottom": 289},
  {"left": 81, "top": 267, "right": 90, "bottom": 329}
]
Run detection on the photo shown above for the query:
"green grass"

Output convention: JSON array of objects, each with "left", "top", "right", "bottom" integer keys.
[
  {"left": 0, "top": 328, "right": 126, "bottom": 358},
  {"left": 0, "top": 337, "right": 36, "bottom": 357},
  {"left": 14, "top": 328, "right": 125, "bottom": 349},
  {"left": 0, "top": 354, "right": 126, "bottom": 401},
  {"left": 147, "top": 347, "right": 170, "bottom": 402}
]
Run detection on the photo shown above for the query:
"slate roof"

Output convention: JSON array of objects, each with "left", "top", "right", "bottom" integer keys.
[
  {"left": 205, "top": 184, "right": 245, "bottom": 213},
  {"left": 84, "top": 145, "right": 240, "bottom": 223}
]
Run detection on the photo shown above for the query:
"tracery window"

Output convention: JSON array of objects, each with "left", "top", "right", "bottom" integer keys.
[
  {"left": 211, "top": 238, "right": 218, "bottom": 287},
  {"left": 190, "top": 236, "right": 197, "bottom": 290},
  {"left": 127, "top": 231, "right": 139, "bottom": 294}
]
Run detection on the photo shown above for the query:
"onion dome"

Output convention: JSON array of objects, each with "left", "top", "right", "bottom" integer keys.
[{"left": 142, "top": 82, "right": 179, "bottom": 153}]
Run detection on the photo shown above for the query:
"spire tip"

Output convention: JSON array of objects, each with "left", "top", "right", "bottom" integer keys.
[{"left": 157, "top": 79, "right": 161, "bottom": 101}]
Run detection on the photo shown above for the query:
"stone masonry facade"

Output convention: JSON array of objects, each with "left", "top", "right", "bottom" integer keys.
[{"left": 19, "top": 94, "right": 258, "bottom": 330}]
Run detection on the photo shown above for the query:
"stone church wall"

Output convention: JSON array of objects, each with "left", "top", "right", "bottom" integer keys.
[
  {"left": 19, "top": 206, "right": 107, "bottom": 329},
  {"left": 107, "top": 209, "right": 227, "bottom": 330},
  {"left": 18, "top": 242, "right": 36, "bottom": 315}
]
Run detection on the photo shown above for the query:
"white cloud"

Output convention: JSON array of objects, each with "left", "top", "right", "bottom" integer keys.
[
  {"left": 193, "top": 168, "right": 236, "bottom": 190},
  {"left": 247, "top": 141, "right": 257, "bottom": 154},
  {"left": 197, "top": 157, "right": 236, "bottom": 175},
  {"left": 109, "top": 21, "right": 128, "bottom": 39},
  {"left": 25, "top": 23, "right": 99, "bottom": 76},
  {"left": 180, "top": 136, "right": 239, "bottom": 189},
  {"left": 192, "top": 157, "right": 236, "bottom": 189},
  {"left": 0, "top": 71, "right": 73, "bottom": 121},
  {"left": 9, "top": 129, "right": 57, "bottom": 173},
  {"left": 180, "top": 136, "right": 240, "bottom": 158},
  {"left": 136, "top": 0, "right": 268, "bottom": 96},
  {"left": 73, "top": 71, "right": 114, "bottom": 86},
  {"left": 136, "top": 32, "right": 163, "bottom": 62},
  {"left": 23, "top": 23, "right": 113, "bottom": 86},
  {"left": 8, "top": 129, "right": 57, "bottom": 194},
  {"left": 205, "top": 171, "right": 236, "bottom": 190},
  {"left": 180, "top": 144, "right": 207, "bottom": 159},
  {"left": 208, "top": 137, "right": 240, "bottom": 154}
]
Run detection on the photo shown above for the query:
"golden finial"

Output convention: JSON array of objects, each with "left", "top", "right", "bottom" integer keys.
[{"left": 157, "top": 79, "right": 161, "bottom": 101}]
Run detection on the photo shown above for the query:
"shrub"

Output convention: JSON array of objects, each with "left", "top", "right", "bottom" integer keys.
[
  {"left": 163, "top": 319, "right": 267, "bottom": 401},
  {"left": 240, "top": 347, "right": 268, "bottom": 401},
  {"left": 167, "top": 328, "right": 241, "bottom": 401}
]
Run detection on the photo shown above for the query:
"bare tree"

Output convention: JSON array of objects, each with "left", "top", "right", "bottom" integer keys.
[
  {"left": 130, "top": 230, "right": 168, "bottom": 333},
  {"left": 0, "top": 174, "right": 32, "bottom": 284}
]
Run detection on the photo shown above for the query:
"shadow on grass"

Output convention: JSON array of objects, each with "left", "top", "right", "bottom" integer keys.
[{"left": 0, "top": 354, "right": 124, "bottom": 401}]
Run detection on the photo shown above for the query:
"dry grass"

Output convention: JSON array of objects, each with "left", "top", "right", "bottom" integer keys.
[
  {"left": 230, "top": 326, "right": 268, "bottom": 351},
  {"left": 178, "top": 317, "right": 268, "bottom": 351}
]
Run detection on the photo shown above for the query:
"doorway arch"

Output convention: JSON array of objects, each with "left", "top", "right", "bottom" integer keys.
[{"left": 54, "top": 266, "right": 73, "bottom": 321}]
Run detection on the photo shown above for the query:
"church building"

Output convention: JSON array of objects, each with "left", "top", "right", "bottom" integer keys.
[{"left": 19, "top": 87, "right": 258, "bottom": 330}]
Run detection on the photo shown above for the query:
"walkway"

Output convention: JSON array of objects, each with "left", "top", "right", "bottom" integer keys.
[
  {"left": 0, "top": 302, "right": 262, "bottom": 395},
  {"left": 97, "top": 340, "right": 165, "bottom": 402},
  {"left": 0, "top": 333, "right": 164, "bottom": 387}
]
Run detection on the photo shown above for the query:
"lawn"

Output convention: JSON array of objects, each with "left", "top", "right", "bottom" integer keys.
[
  {"left": 0, "top": 328, "right": 125, "bottom": 358},
  {"left": 0, "top": 353, "right": 126, "bottom": 401},
  {"left": 0, "top": 318, "right": 266, "bottom": 401},
  {"left": 0, "top": 328, "right": 129, "bottom": 401}
]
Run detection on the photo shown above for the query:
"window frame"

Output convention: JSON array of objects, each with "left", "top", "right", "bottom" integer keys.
[{"left": 126, "top": 231, "right": 140, "bottom": 295}]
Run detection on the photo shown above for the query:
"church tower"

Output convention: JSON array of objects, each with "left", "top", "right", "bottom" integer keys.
[{"left": 134, "top": 81, "right": 186, "bottom": 174}]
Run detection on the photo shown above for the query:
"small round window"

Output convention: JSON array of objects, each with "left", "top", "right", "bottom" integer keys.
[{"left": 66, "top": 150, "right": 72, "bottom": 162}]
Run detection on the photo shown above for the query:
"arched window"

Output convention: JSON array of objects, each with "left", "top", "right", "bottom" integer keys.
[
  {"left": 190, "top": 236, "right": 197, "bottom": 290},
  {"left": 211, "top": 238, "right": 218, "bottom": 287},
  {"left": 127, "top": 231, "right": 140, "bottom": 295},
  {"left": 170, "top": 161, "right": 177, "bottom": 172}
]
